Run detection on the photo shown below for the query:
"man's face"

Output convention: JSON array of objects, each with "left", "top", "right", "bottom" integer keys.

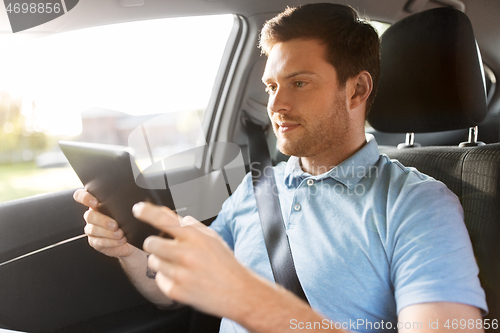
[{"left": 262, "top": 39, "right": 350, "bottom": 160}]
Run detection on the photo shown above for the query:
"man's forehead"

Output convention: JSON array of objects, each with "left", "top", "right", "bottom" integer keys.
[{"left": 261, "top": 40, "right": 332, "bottom": 82}]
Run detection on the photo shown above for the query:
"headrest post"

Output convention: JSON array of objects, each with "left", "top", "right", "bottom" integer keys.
[
  {"left": 469, "top": 126, "right": 478, "bottom": 143},
  {"left": 459, "top": 126, "right": 485, "bottom": 147},
  {"left": 397, "top": 132, "right": 421, "bottom": 149},
  {"left": 406, "top": 132, "right": 415, "bottom": 146}
]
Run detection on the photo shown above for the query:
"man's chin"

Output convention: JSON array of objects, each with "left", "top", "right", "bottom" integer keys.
[{"left": 277, "top": 141, "right": 306, "bottom": 157}]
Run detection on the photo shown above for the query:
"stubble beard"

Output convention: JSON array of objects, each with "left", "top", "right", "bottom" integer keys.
[{"left": 274, "top": 95, "right": 350, "bottom": 159}]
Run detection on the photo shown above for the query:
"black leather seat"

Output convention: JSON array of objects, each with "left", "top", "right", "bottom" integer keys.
[{"left": 367, "top": 7, "right": 500, "bottom": 325}]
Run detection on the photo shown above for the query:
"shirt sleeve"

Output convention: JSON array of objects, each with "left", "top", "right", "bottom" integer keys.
[{"left": 389, "top": 178, "right": 488, "bottom": 315}]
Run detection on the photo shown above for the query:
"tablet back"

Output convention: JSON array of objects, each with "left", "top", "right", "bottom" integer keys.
[{"left": 59, "top": 141, "right": 162, "bottom": 249}]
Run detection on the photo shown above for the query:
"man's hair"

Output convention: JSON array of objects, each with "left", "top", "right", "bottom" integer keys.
[{"left": 259, "top": 3, "right": 380, "bottom": 114}]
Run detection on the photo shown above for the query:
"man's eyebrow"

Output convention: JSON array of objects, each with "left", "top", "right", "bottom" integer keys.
[
  {"left": 262, "top": 71, "right": 318, "bottom": 83},
  {"left": 284, "top": 71, "right": 318, "bottom": 79}
]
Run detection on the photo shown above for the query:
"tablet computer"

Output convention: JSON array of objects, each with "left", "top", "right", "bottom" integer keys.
[{"left": 59, "top": 140, "right": 167, "bottom": 248}]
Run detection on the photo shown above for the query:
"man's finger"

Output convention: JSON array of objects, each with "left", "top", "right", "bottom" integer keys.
[
  {"left": 88, "top": 235, "right": 127, "bottom": 250},
  {"left": 133, "top": 202, "right": 195, "bottom": 239},
  {"left": 143, "top": 236, "right": 186, "bottom": 262},
  {"left": 84, "top": 222, "right": 123, "bottom": 240},
  {"left": 155, "top": 272, "right": 175, "bottom": 300},
  {"left": 148, "top": 253, "right": 178, "bottom": 278},
  {"left": 181, "top": 215, "right": 216, "bottom": 238},
  {"left": 84, "top": 209, "right": 119, "bottom": 231},
  {"left": 74, "top": 189, "right": 99, "bottom": 209}
]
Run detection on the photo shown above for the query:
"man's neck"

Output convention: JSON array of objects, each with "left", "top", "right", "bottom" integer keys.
[{"left": 299, "top": 137, "right": 367, "bottom": 176}]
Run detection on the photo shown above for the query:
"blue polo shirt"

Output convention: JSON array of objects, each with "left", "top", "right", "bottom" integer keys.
[{"left": 210, "top": 136, "right": 487, "bottom": 332}]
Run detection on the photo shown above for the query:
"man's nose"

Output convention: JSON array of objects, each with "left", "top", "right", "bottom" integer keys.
[{"left": 268, "top": 87, "right": 291, "bottom": 114}]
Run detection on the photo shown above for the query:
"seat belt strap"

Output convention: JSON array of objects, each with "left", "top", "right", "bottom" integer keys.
[{"left": 243, "top": 117, "right": 309, "bottom": 304}]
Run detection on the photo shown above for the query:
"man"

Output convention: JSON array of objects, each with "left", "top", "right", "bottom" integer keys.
[{"left": 74, "top": 3, "right": 487, "bottom": 332}]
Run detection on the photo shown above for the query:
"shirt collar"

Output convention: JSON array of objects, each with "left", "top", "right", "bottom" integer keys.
[{"left": 283, "top": 134, "right": 380, "bottom": 189}]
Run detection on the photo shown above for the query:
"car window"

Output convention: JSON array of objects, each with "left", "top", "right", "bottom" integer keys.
[{"left": 0, "top": 14, "right": 234, "bottom": 203}]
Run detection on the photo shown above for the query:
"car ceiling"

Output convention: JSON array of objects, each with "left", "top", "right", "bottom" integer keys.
[{"left": 1, "top": 0, "right": 499, "bottom": 111}]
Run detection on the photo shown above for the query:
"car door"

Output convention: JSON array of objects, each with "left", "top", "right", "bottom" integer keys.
[{"left": 0, "top": 13, "right": 245, "bottom": 333}]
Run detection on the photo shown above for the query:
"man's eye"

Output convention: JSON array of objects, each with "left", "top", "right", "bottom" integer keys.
[
  {"left": 295, "top": 81, "right": 305, "bottom": 88},
  {"left": 265, "top": 85, "right": 277, "bottom": 94}
]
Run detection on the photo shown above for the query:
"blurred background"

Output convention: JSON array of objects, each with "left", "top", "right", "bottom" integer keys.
[{"left": 0, "top": 14, "right": 234, "bottom": 202}]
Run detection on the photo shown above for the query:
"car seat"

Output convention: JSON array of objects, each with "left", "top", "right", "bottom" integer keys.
[{"left": 367, "top": 7, "right": 500, "bottom": 326}]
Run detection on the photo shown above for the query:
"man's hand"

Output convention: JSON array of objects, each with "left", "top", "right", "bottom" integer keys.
[
  {"left": 134, "top": 201, "right": 338, "bottom": 332},
  {"left": 73, "top": 189, "right": 134, "bottom": 258},
  {"left": 133, "top": 201, "right": 254, "bottom": 318},
  {"left": 74, "top": 190, "right": 175, "bottom": 307}
]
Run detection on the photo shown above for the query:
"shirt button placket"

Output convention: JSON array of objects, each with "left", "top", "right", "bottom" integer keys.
[{"left": 294, "top": 203, "right": 301, "bottom": 211}]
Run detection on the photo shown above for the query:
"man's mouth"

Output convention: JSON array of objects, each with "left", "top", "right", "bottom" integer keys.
[{"left": 276, "top": 121, "right": 300, "bottom": 133}]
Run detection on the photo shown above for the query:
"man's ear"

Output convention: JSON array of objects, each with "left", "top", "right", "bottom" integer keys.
[{"left": 348, "top": 71, "right": 373, "bottom": 111}]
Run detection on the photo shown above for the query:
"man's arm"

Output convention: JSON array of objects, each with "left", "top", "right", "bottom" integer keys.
[
  {"left": 389, "top": 181, "right": 487, "bottom": 333},
  {"left": 399, "top": 302, "right": 484, "bottom": 333},
  {"left": 118, "top": 245, "right": 177, "bottom": 307},
  {"left": 73, "top": 189, "right": 175, "bottom": 308},
  {"left": 135, "top": 201, "right": 345, "bottom": 332},
  {"left": 135, "top": 201, "right": 487, "bottom": 333}
]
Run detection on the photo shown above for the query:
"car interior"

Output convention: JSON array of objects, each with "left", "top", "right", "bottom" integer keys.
[{"left": 0, "top": 0, "right": 499, "bottom": 332}]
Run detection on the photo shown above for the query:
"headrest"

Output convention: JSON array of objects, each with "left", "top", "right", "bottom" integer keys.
[{"left": 367, "top": 7, "right": 487, "bottom": 133}]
